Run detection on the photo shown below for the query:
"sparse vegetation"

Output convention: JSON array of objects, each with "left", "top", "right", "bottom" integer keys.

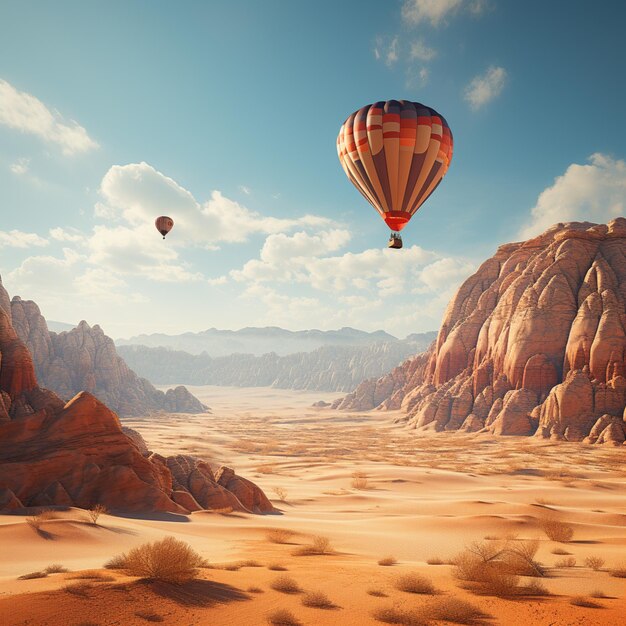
[
  {"left": 570, "top": 596, "right": 602, "bottom": 608},
  {"left": 104, "top": 554, "right": 127, "bottom": 570},
  {"left": 590, "top": 590, "right": 607, "bottom": 599},
  {"left": 609, "top": 562, "right": 626, "bottom": 578},
  {"left": 521, "top": 580, "right": 551, "bottom": 596},
  {"left": 584, "top": 556, "right": 605, "bottom": 571},
  {"left": 371, "top": 606, "right": 422, "bottom": 625},
  {"left": 426, "top": 557, "right": 444, "bottom": 565},
  {"left": 555, "top": 557, "right": 576, "bottom": 568},
  {"left": 421, "top": 597, "right": 486, "bottom": 624},
  {"left": 367, "top": 588, "right": 388, "bottom": 597},
  {"left": 301, "top": 590, "right": 334, "bottom": 608},
  {"left": 135, "top": 612, "right": 165, "bottom": 623},
  {"left": 540, "top": 517, "right": 574, "bottom": 543},
  {"left": 551, "top": 547, "right": 571, "bottom": 555},
  {"left": 270, "top": 575, "right": 302, "bottom": 594},
  {"left": 26, "top": 510, "right": 53, "bottom": 534},
  {"left": 18, "top": 571, "right": 47, "bottom": 580},
  {"left": 64, "top": 582, "right": 93, "bottom": 597},
  {"left": 44, "top": 564, "right": 69, "bottom": 574},
  {"left": 266, "top": 528, "right": 295, "bottom": 544},
  {"left": 110, "top": 536, "right": 206, "bottom": 584},
  {"left": 88, "top": 504, "right": 107, "bottom": 525},
  {"left": 292, "top": 535, "right": 333, "bottom": 556},
  {"left": 378, "top": 556, "right": 397, "bottom": 566},
  {"left": 394, "top": 572, "right": 436, "bottom": 595},
  {"left": 268, "top": 563, "right": 288, "bottom": 571},
  {"left": 267, "top": 609, "right": 301, "bottom": 626},
  {"left": 248, "top": 586, "right": 264, "bottom": 593},
  {"left": 273, "top": 487, "right": 288, "bottom": 501},
  {"left": 351, "top": 471, "right": 369, "bottom": 489},
  {"left": 70, "top": 570, "right": 115, "bottom": 581}
]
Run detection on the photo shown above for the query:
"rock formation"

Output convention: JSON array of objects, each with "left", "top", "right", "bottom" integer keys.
[
  {"left": 10, "top": 297, "right": 206, "bottom": 417},
  {"left": 117, "top": 334, "right": 436, "bottom": 393},
  {"left": 335, "top": 219, "right": 626, "bottom": 445},
  {"left": 0, "top": 276, "right": 273, "bottom": 513}
]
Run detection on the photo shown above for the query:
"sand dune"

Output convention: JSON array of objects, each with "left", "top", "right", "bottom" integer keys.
[{"left": 1, "top": 386, "right": 625, "bottom": 625}]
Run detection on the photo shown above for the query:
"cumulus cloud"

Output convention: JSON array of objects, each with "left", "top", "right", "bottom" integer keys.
[
  {"left": 520, "top": 153, "right": 626, "bottom": 239},
  {"left": 98, "top": 162, "right": 331, "bottom": 246},
  {"left": 464, "top": 65, "right": 507, "bottom": 110},
  {"left": 9, "top": 157, "right": 30, "bottom": 175},
  {"left": 0, "top": 229, "right": 48, "bottom": 248},
  {"left": 402, "top": 0, "right": 463, "bottom": 26},
  {"left": 410, "top": 39, "right": 437, "bottom": 61},
  {"left": 0, "top": 78, "right": 98, "bottom": 155}
]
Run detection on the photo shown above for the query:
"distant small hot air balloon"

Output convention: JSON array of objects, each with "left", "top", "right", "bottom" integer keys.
[
  {"left": 337, "top": 100, "right": 453, "bottom": 249},
  {"left": 155, "top": 216, "right": 174, "bottom": 240}
]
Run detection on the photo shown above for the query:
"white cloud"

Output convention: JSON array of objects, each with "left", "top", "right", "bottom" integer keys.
[
  {"left": 520, "top": 153, "right": 626, "bottom": 239},
  {"left": 0, "top": 78, "right": 98, "bottom": 155},
  {"left": 410, "top": 39, "right": 437, "bottom": 61},
  {"left": 402, "top": 0, "right": 463, "bottom": 26},
  {"left": 0, "top": 229, "right": 48, "bottom": 248},
  {"left": 49, "top": 226, "right": 85, "bottom": 243},
  {"left": 10, "top": 157, "right": 30, "bottom": 175},
  {"left": 464, "top": 65, "right": 507, "bottom": 110},
  {"left": 374, "top": 36, "right": 400, "bottom": 66},
  {"left": 99, "top": 162, "right": 331, "bottom": 246},
  {"left": 468, "top": 0, "right": 490, "bottom": 15},
  {"left": 239, "top": 185, "right": 251, "bottom": 195}
]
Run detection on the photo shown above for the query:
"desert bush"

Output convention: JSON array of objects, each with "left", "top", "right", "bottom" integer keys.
[
  {"left": 551, "top": 547, "right": 571, "bottom": 555},
  {"left": 238, "top": 559, "right": 262, "bottom": 567},
  {"left": 585, "top": 556, "right": 605, "bottom": 571},
  {"left": 570, "top": 596, "right": 601, "bottom": 608},
  {"left": 590, "top": 589, "right": 607, "bottom": 598},
  {"left": 394, "top": 572, "right": 436, "bottom": 594},
  {"left": 44, "top": 564, "right": 69, "bottom": 574},
  {"left": 371, "top": 606, "right": 423, "bottom": 625},
  {"left": 120, "top": 536, "right": 205, "bottom": 584},
  {"left": 426, "top": 557, "right": 444, "bottom": 565},
  {"left": 521, "top": 580, "right": 551, "bottom": 596},
  {"left": 135, "top": 612, "right": 165, "bottom": 622},
  {"left": 64, "top": 582, "right": 93, "bottom": 597},
  {"left": 293, "top": 535, "right": 332, "bottom": 556},
  {"left": 71, "top": 571, "right": 115, "bottom": 581},
  {"left": 420, "top": 597, "right": 485, "bottom": 624},
  {"left": 367, "top": 588, "right": 388, "bottom": 597},
  {"left": 221, "top": 562, "right": 241, "bottom": 571},
  {"left": 378, "top": 556, "right": 397, "bottom": 566},
  {"left": 268, "top": 563, "right": 288, "bottom": 571},
  {"left": 351, "top": 471, "right": 368, "bottom": 490},
  {"left": 301, "top": 590, "right": 334, "bottom": 608},
  {"left": 609, "top": 562, "right": 626, "bottom": 578},
  {"left": 266, "top": 528, "right": 295, "bottom": 544},
  {"left": 270, "top": 575, "right": 301, "bottom": 594},
  {"left": 273, "top": 487, "right": 288, "bottom": 501},
  {"left": 18, "top": 571, "right": 47, "bottom": 580},
  {"left": 88, "top": 504, "right": 107, "bottom": 525},
  {"left": 555, "top": 557, "right": 576, "bottom": 568},
  {"left": 104, "top": 554, "right": 128, "bottom": 569},
  {"left": 540, "top": 517, "right": 574, "bottom": 543},
  {"left": 505, "top": 539, "right": 545, "bottom": 577},
  {"left": 267, "top": 609, "right": 301, "bottom": 626},
  {"left": 247, "top": 586, "right": 264, "bottom": 593}
]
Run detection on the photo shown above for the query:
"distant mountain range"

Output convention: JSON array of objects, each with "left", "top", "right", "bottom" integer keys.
[
  {"left": 116, "top": 326, "right": 403, "bottom": 357},
  {"left": 117, "top": 331, "right": 436, "bottom": 392}
]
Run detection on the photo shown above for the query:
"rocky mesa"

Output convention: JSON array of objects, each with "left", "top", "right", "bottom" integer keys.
[
  {"left": 10, "top": 296, "right": 206, "bottom": 417},
  {"left": 0, "top": 277, "right": 273, "bottom": 514},
  {"left": 335, "top": 219, "right": 626, "bottom": 445}
]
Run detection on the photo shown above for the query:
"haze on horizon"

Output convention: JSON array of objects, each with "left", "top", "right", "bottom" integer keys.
[{"left": 1, "top": 0, "right": 626, "bottom": 338}]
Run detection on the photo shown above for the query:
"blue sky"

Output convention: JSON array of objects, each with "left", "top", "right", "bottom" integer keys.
[{"left": 1, "top": 0, "right": 626, "bottom": 338}]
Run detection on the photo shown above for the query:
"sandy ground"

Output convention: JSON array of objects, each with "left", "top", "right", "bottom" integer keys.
[{"left": 1, "top": 385, "right": 625, "bottom": 625}]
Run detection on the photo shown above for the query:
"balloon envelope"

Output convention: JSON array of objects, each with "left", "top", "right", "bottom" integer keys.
[
  {"left": 155, "top": 216, "right": 174, "bottom": 238},
  {"left": 337, "top": 100, "right": 453, "bottom": 232}
]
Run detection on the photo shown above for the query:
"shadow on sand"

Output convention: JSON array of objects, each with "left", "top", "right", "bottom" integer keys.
[{"left": 140, "top": 579, "right": 250, "bottom": 607}]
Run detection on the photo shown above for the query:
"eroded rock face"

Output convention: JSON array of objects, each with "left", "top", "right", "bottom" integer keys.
[
  {"left": 337, "top": 220, "right": 626, "bottom": 444},
  {"left": 0, "top": 277, "right": 273, "bottom": 512},
  {"left": 10, "top": 297, "right": 207, "bottom": 417}
]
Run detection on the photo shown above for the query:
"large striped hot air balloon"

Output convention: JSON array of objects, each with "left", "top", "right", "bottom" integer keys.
[
  {"left": 337, "top": 100, "right": 453, "bottom": 248},
  {"left": 155, "top": 216, "right": 174, "bottom": 240}
]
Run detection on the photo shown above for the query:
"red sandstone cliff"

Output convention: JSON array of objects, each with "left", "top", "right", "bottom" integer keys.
[
  {"left": 335, "top": 219, "right": 626, "bottom": 445},
  {"left": 10, "top": 297, "right": 206, "bottom": 417},
  {"left": 0, "top": 277, "right": 273, "bottom": 514}
]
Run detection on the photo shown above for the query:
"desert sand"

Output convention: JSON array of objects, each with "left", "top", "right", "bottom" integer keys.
[{"left": 1, "top": 385, "right": 625, "bottom": 625}]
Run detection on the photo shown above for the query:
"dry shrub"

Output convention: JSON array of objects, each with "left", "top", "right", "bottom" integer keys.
[
  {"left": 135, "top": 612, "right": 165, "bottom": 623},
  {"left": 555, "top": 557, "right": 576, "bottom": 568},
  {"left": 88, "top": 504, "right": 107, "bottom": 525},
  {"left": 609, "top": 562, "right": 626, "bottom": 578},
  {"left": 118, "top": 536, "right": 205, "bottom": 584},
  {"left": 221, "top": 562, "right": 241, "bottom": 571},
  {"left": 585, "top": 556, "right": 605, "bottom": 571},
  {"left": 267, "top": 609, "right": 301, "bottom": 626},
  {"left": 367, "top": 588, "right": 388, "bottom": 597},
  {"left": 71, "top": 571, "right": 115, "bottom": 581},
  {"left": 420, "top": 597, "right": 486, "bottom": 624},
  {"left": 371, "top": 606, "right": 423, "bottom": 625},
  {"left": 273, "top": 487, "right": 288, "bottom": 501},
  {"left": 248, "top": 586, "right": 264, "bottom": 593},
  {"left": 104, "top": 554, "right": 127, "bottom": 569},
  {"left": 378, "top": 556, "right": 397, "bottom": 566},
  {"left": 45, "top": 564, "right": 69, "bottom": 574},
  {"left": 301, "top": 590, "right": 334, "bottom": 608},
  {"left": 570, "top": 596, "right": 601, "bottom": 608},
  {"left": 351, "top": 471, "right": 368, "bottom": 490},
  {"left": 551, "top": 547, "right": 571, "bottom": 555},
  {"left": 238, "top": 559, "right": 262, "bottom": 568},
  {"left": 293, "top": 535, "right": 332, "bottom": 556},
  {"left": 521, "top": 580, "right": 551, "bottom": 596},
  {"left": 18, "top": 571, "right": 47, "bottom": 580},
  {"left": 540, "top": 517, "right": 574, "bottom": 543},
  {"left": 270, "top": 575, "right": 301, "bottom": 594},
  {"left": 590, "top": 589, "right": 607, "bottom": 598},
  {"left": 394, "top": 572, "right": 436, "bottom": 595},
  {"left": 268, "top": 563, "right": 288, "bottom": 571},
  {"left": 64, "top": 582, "right": 93, "bottom": 597},
  {"left": 266, "top": 528, "right": 295, "bottom": 544},
  {"left": 426, "top": 557, "right": 444, "bottom": 565}
]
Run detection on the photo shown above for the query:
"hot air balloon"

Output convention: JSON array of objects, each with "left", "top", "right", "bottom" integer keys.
[
  {"left": 337, "top": 100, "right": 453, "bottom": 249},
  {"left": 155, "top": 216, "right": 174, "bottom": 240}
]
